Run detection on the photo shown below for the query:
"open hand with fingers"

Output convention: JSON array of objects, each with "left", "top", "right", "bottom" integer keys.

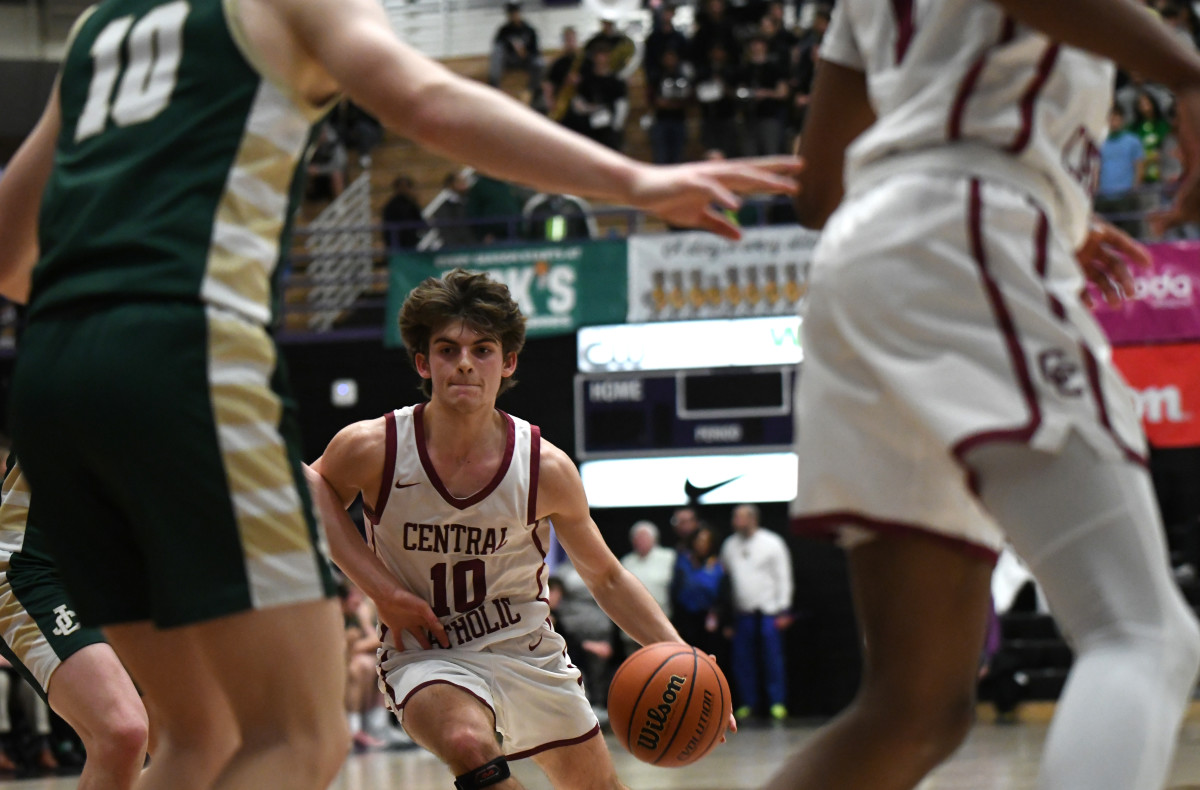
[
  {"left": 1076, "top": 217, "right": 1152, "bottom": 307},
  {"left": 628, "top": 156, "right": 803, "bottom": 240}
]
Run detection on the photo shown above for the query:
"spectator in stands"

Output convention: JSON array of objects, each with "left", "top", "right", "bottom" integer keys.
[
  {"left": 671, "top": 525, "right": 729, "bottom": 664},
  {"left": 760, "top": 14, "right": 797, "bottom": 67},
  {"left": 795, "top": 3, "right": 831, "bottom": 50},
  {"left": 720, "top": 503, "right": 793, "bottom": 721},
  {"left": 522, "top": 192, "right": 596, "bottom": 240},
  {"left": 644, "top": 3, "right": 690, "bottom": 88},
  {"left": 381, "top": 175, "right": 427, "bottom": 251},
  {"left": 334, "top": 101, "right": 383, "bottom": 168},
  {"left": 1131, "top": 89, "right": 1173, "bottom": 184},
  {"left": 1115, "top": 71, "right": 1174, "bottom": 124},
  {"left": 649, "top": 49, "right": 694, "bottom": 164},
  {"left": 488, "top": 2, "right": 546, "bottom": 110},
  {"left": 574, "top": 46, "right": 630, "bottom": 151},
  {"left": 738, "top": 36, "right": 790, "bottom": 155},
  {"left": 619, "top": 520, "right": 677, "bottom": 628},
  {"left": 696, "top": 42, "right": 742, "bottom": 157},
  {"left": 692, "top": 0, "right": 741, "bottom": 69},
  {"left": 789, "top": 29, "right": 820, "bottom": 145},
  {"left": 545, "top": 27, "right": 588, "bottom": 132},
  {"left": 307, "top": 122, "right": 348, "bottom": 200},
  {"left": 340, "top": 580, "right": 385, "bottom": 752},
  {"left": 465, "top": 172, "right": 523, "bottom": 242},
  {"left": 1097, "top": 105, "right": 1147, "bottom": 236},
  {"left": 552, "top": 562, "right": 618, "bottom": 716},
  {"left": 585, "top": 16, "right": 641, "bottom": 81},
  {"left": 427, "top": 171, "right": 476, "bottom": 248},
  {"left": 670, "top": 506, "right": 701, "bottom": 551}
]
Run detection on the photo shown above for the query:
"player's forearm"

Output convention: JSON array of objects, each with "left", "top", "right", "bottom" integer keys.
[
  {"left": 306, "top": 467, "right": 396, "bottom": 602},
  {"left": 994, "top": 0, "right": 1200, "bottom": 90},
  {"left": 591, "top": 568, "right": 684, "bottom": 646},
  {"left": 399, "top": 76, "right": 643, "bottom": 206}
]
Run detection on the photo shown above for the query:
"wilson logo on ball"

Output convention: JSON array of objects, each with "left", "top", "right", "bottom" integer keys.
[{"left": 636, "top": 674, "right": 686, "bottom": 750}]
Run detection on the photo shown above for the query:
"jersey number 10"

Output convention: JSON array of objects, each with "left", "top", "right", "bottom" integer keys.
[
  {"left": 75, "top": 1, "right": 191, "bottom": 143},
  {"left": 429, "top": 560, "right": 487, "bottom": 618}
]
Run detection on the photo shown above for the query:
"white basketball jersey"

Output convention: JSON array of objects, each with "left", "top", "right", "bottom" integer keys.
[
  {"left": 366, "top": 404, "right": 552, "bottom": 652},
  {"left": 823, "top": 0, "right": 1115, "bottom": 247}
]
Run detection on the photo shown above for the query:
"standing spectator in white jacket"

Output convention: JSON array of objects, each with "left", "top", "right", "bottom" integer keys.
[
  {"left": 619, "top": 521, "right": 677, "bottom": 654},
  {"left": 721, "top": 503, "right": 793, "bottom": 721}
]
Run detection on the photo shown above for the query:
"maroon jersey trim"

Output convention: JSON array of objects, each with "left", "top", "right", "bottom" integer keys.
[
  {"left": 364, "top": 410, "right": 399, "bottom": 526},
  {"left": 950, "top": 179, "right": 1043, "bottom": 468},
  {"left": 413, "top": 402, "right": 517, "bottom": 510},
  {"left": 506, "top": 724, "right": 602, "bottom": 761},
  {"left": 791, "top": 512, "right": 1000, "bottom": 564},
  {"left": 526, "top": 425, "right": 541, "bottom": 526},
  {"left": 1005, "top": 43, "right": 1060, "bottom": 154},
  {"left": 947, "top": 17, "right": 1015, "bottom": 141}
]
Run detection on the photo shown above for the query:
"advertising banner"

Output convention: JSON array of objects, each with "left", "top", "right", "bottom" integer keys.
[
  {"left": 386, "top": 241, "right": 627, "bottom": 345},
  {"left": 625, "top": 227, "right": 820, "bottom": 323},
  {"left": 1112, "top": 343, "right": 1200, "bottom": 448},
  {"left": 1091, "top": 241, "right": 1200, "bottom": 345}
]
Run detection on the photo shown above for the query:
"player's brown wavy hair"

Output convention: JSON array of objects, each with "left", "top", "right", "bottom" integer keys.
[{"left": 398, "top": 268, "right": 527, "bottom": 397}]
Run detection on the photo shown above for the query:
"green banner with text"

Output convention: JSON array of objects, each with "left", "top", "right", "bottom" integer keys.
[{"left": 386, "top": 241, "right": 628, "bottom": 346}]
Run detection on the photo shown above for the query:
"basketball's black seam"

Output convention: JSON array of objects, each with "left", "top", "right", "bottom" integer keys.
[
  {"left": 697, "top": 655, "right": 728, "bottom": 760},
  {"left": 623, "top": 650, "right": 695, "bottom": 755},
  {"left": 652, "top": 647, "right": 698, "bottom": 765}
]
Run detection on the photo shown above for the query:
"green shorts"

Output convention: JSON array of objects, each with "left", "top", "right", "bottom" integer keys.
[
  {"left": 0, "top": 463, "right": 104, "bottom": 699},
  {"left": 9, "top": 301, "right": 336, "bottom": 628}
]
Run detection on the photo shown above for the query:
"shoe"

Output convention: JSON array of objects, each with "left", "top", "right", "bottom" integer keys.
[
  {"left": 770, "top": 704, "right": 788, "bottom": 721},
  {"left": 352, "top": 730, "right": 385, "bottom": 753},
  {"left": 734, "top": 706, "right": 752, "bottom": 721}
]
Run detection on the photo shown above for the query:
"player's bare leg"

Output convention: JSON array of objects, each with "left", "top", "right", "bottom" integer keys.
[
  {"left": 200, "top": 599, "right": 348, "bottom": 790},
  {"left": 103, "top": 622, "right": 239, "bottom": 790},
  {"left": 106, "top": 599, "right": 347, "bottom": 790},
  {"left": 401, "top": 683, "right": 526, "bottom": 790},
  {"left": 763, "top": 532, "right": 993, "bottom": 790},
  {"left": 532, "top": 731, "right": 626, "bottom": 790},
  {"left": 48, "top": 643, "right": 148, "bottom": 790}
]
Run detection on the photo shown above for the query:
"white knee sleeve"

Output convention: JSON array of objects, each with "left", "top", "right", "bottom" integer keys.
[{"left": 968, "top": 432, "right": 1200, "bottom": 790}]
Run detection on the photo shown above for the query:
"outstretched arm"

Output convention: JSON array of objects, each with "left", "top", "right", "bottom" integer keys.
[
  {"left": 537, "top": 441, "right": 683, "bottom": 648},
  {"left": 991, "top": 0, "right": 1200, "bottom": 228},
  {"left": 309, "top": 420, "right": 448, "bottom": 649},
  {"left": 268, "top": 0, "right": 801, "bottom": 239},
  {"left": 793, "top": 60, "right": 874, "bottom": 230},
  {"left": 0, "top": 84, "right": 60, "bottom": 304}
]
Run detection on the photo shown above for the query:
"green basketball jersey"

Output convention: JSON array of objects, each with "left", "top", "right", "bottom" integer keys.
[{"left": 34, "top": 0, "right": 329, "bottom": 326}]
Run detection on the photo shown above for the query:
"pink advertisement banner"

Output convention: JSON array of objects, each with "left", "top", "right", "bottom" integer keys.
[{"left": 1091, "top": 241, "right": 1200, "bottom": 345}]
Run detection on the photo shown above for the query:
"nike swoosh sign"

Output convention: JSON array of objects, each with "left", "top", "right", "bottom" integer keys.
[
  {"left": 394, "top": 481, "right": 421, "bottom": 490},
  {"left": 684, "top": 475, "right": 742, "bottom": 503}
]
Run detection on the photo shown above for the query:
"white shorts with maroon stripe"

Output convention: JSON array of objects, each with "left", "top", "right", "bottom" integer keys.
[
  {"left": 378, "top": 621, "right": 599, "bottom": 759},
  {"left": 791, "top": 172, "right": 1146, "bottom": 560}
]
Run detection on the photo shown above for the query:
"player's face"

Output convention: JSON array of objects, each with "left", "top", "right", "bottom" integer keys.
[{"left": 419, "top": 320, "right": 517, "bottom": 412}]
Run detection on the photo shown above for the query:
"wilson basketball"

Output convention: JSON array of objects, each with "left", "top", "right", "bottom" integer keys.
[{"left": 607, "top": 643, "right": 732, "bottom": 768}]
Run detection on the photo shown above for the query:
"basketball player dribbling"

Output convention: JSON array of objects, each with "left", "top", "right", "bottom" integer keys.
[
  {"left": 0, "top": 459, "right": 147, "bottom": 790},
  {"left": 0, "top": 0, "right": 798, "bottom": 785},
  {"left": 771, "top": 2, "right": 1200, "bottom": 789},
  {"left": 309, "top": 270, "right": 707, "bottom": 790}
]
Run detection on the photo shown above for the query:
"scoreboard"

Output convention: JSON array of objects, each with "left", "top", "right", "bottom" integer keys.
[
  {"left": 575, "top": 367, "right": 795, "bottom": 459},
  {"left": 574, "top": 317, "right": 802, "bottom": 460}
]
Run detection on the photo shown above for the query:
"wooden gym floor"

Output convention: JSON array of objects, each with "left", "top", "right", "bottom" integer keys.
[{"left": 2, "top": 706, "right": 1199, "bottom": 789}]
